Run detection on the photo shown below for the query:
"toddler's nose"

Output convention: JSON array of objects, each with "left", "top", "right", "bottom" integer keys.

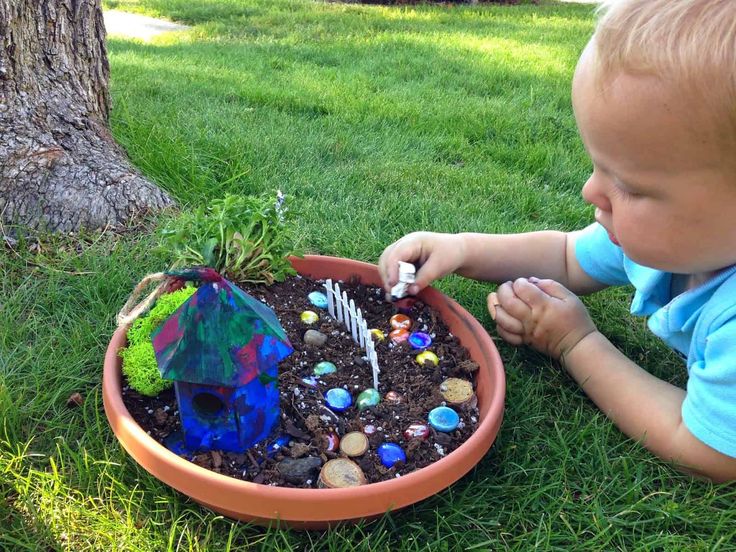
[{"left": 581, "top": 173, "right": 611, "bottom": 212}]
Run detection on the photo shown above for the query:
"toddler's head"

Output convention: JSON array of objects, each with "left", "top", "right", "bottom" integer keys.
[{"left": 572, "top": 0, "right": 736, "bottom": 275}]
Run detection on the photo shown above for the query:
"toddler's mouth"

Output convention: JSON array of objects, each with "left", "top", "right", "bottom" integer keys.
[
  {"left": 606, "top": 229, "right": 620, "bottom": 246},
  {"left": 594, "top": 210, "right": 620, "bottom": 246}
]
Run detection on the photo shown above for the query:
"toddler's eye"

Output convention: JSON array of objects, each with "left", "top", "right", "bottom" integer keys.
[{"left": 613, "top": 180, "right": 640, "bottom": 198}]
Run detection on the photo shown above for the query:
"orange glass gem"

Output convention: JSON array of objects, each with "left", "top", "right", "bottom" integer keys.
[
  {"left": 389, "top": 328, "right": 409, "bottom": 344},
  {"left": 390, "top": 314, "right": 412, "bottom": 330}
]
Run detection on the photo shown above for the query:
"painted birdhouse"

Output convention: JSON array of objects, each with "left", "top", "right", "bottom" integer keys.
[{"left": 151, "top": 268, "right": 293, "bottom": 453}]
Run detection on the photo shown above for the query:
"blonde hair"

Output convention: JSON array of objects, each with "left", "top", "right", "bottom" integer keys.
[{"left": 593, "top": 0, "right": 736, "bottom": 140}]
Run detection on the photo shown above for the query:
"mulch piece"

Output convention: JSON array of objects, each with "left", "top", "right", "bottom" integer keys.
[{"left": 122, "top": 274, "right": 480, "bottom": 487}]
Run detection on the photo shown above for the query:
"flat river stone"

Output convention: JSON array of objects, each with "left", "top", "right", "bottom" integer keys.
[{"left": 277, "top": 457, "right": 323, "bottom": 485}]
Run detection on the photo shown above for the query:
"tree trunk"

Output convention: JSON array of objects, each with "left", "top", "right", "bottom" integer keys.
[{"left": 0, "top": 0, "right": 173, "bottom": 233}]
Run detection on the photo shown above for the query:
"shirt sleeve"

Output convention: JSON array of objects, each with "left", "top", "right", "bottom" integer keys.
[
  {"left": 682, "top": 318, "right": 736, "bottom": 457},
  {"left": 574, "top": 223, "right": 630, "bottom": 286}
]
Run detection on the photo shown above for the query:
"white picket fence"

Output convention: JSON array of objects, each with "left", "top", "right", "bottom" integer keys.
[{"left": 323, "top": 279, "right": 380, "bottom": 390}]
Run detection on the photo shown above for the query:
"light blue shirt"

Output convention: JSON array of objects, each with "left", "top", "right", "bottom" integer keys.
[{"left": 575, "top": 223, "right": 736, "bottom": 458}]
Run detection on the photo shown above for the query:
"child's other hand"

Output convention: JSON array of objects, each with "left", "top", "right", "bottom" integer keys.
[
  {"left": 379, "top": 232, "right": 465, "bottom": 296},
  {"left": 490, "top": 277, "right": 598, "bottom": 361}
]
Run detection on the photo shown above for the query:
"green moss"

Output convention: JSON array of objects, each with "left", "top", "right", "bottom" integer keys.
[{"left": 120, "top": 286, "right": 197, "bottom": 396}]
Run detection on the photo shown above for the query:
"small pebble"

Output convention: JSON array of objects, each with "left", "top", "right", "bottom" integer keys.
[
  {"left": 377, "top": 443, "right": 406, "bottom": 468},
  {"left": 363, "top": 424, "right": 377, "bottom": 435},
  {"left": 308, "top": 291, "right": 329, "bottom": 309},
  {"left": 277, "top": 457, "right": 323, "bottom": 485},
  {"left": 289, "top": 442, "right": 311, "bottom": 458},
  {"left": 300, "top": 310, "right": 319, "bottom": 324},
  {"left": 304, "top": 329, "right": 328, "bottom": 347},
  {"left": 66, "top": 392, "right": 84, "bottom": 408},
  {"left": 428, "top": 406, "right": 460, "bottom": 432}
]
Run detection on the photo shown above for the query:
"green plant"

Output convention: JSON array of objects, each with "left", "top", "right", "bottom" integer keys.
[
  {"left": 120, "top": 286, "right": 197, "bottom": 396},
  {"left": 158, "top": 193, "right": 299, "bottom": 285}
]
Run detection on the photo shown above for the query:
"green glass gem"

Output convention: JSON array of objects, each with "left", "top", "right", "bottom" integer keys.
[
  {"left": 356, "top": 388, "right": 381, "bottom": 411},
  {"left": 314, "top": 361, "right": 337, "bottom": 376}
]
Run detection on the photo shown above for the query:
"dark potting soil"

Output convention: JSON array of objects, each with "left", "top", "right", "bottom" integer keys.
[{"left": 121, "top": 274, "right": 481, "bottom": 488}]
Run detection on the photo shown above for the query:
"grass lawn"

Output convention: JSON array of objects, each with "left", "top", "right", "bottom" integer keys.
[{"left": 2, "top": 0, "right": 735, "bottom": 549}]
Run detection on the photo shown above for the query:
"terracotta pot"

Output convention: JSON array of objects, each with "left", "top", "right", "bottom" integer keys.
[{"left": 103, "top": 255, "right": 505, "bottom": 529}]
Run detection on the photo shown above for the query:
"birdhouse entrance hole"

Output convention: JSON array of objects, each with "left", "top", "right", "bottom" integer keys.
[{"left": 192, "top": 392, "right": 224, "bottom": 418}]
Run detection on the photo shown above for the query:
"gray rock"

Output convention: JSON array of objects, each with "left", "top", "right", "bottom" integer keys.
[
  {"left": 277, "top": 456, "right": 323, "bottom": 485},
  {"left": 304, "top": 329, "right": 327, "bottom": 347}
]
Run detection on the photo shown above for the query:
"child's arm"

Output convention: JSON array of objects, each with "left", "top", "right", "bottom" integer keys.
[
  {"left": 379, "top": 229, "right": 605, "bottom": 296},
  {"left": 498, "top": 277, "right": 736, "bottom": 482},
  {"left": 565, "top": 331, "right": 736, "bottom": 482}
]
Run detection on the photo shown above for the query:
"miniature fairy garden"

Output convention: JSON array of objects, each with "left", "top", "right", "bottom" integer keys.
[{"left": 116, "top": 193, "right": 480, "bottom": 489}]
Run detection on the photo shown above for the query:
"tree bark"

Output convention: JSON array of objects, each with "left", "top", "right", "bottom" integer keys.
[{"left": 0, "top": 0, "right": 173, "bottom": 233}]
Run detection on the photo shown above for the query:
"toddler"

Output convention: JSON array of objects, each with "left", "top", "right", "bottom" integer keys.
[{"left": 379, "top": 0, "right": 736, "bottom": 482}]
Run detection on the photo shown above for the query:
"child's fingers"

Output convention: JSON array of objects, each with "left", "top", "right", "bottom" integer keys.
[
  {"left": 378, "top": 239, "right": 419, "bottom": 291},
  {"left": 495, "top": 323, "right": 524, "bottom": 346},
  {"left": 412, "top": 256, "right": 447, "bottom": 294},
  {"left": 377, "top": 248, "right": 398, "bottom": 291},
  {"left": 496, "top": 281, "right": 532, "bottom": 321},
  {"left": 511, "top": 278, "right": 552, "bottom": 309},
  {"left": 529, "top": 277, "right": 573, "bottom": 300},
  {"left": 495, "top": 307, "right": 525, "bottom": 335},
  {"left": 488, "top": 292, "right": 524, "bottom": 330}
]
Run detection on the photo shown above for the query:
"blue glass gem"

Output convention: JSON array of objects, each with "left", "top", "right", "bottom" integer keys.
[
  {"left": 266, "top": 434, "right": 291, "bottom": 457},
  {"left": 408, "top": 331, "right": 432, "bottom": 350},
  {"left": 356, "top": 388, "right": 381, "bottom": 411},
  {"left": 428, "top": 406, "right": 460, "bottom": 432},
  {"left": 325, "top": 388, "right": 352, "bottom": 412},
  {"left": 308, "top": 291, "right": 329, "bottom": 309},
  {"left": 377, "top": 443, "right": 406, "bottom": 468},
  {"left": 314, "top": 361, "right": 337, "bottom": 376}
]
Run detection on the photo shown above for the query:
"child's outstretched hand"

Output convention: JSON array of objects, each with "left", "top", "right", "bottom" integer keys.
[
  {"left": 490, "top": 277, "right": 598, "bottom": 361},
  {"left": 378, "top": 232, "right": 466, "bottom": 297}
]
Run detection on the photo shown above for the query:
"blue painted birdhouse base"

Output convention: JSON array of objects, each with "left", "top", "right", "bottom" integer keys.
[
  {"left": 163, "top": 430, "right": 190, "bottom": 456},
  {"left": 173, "top": 377, "right": 280, "bottom": 453},
  {"left": 163, "top": 429, "right": 291, "bottom": 461}
]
